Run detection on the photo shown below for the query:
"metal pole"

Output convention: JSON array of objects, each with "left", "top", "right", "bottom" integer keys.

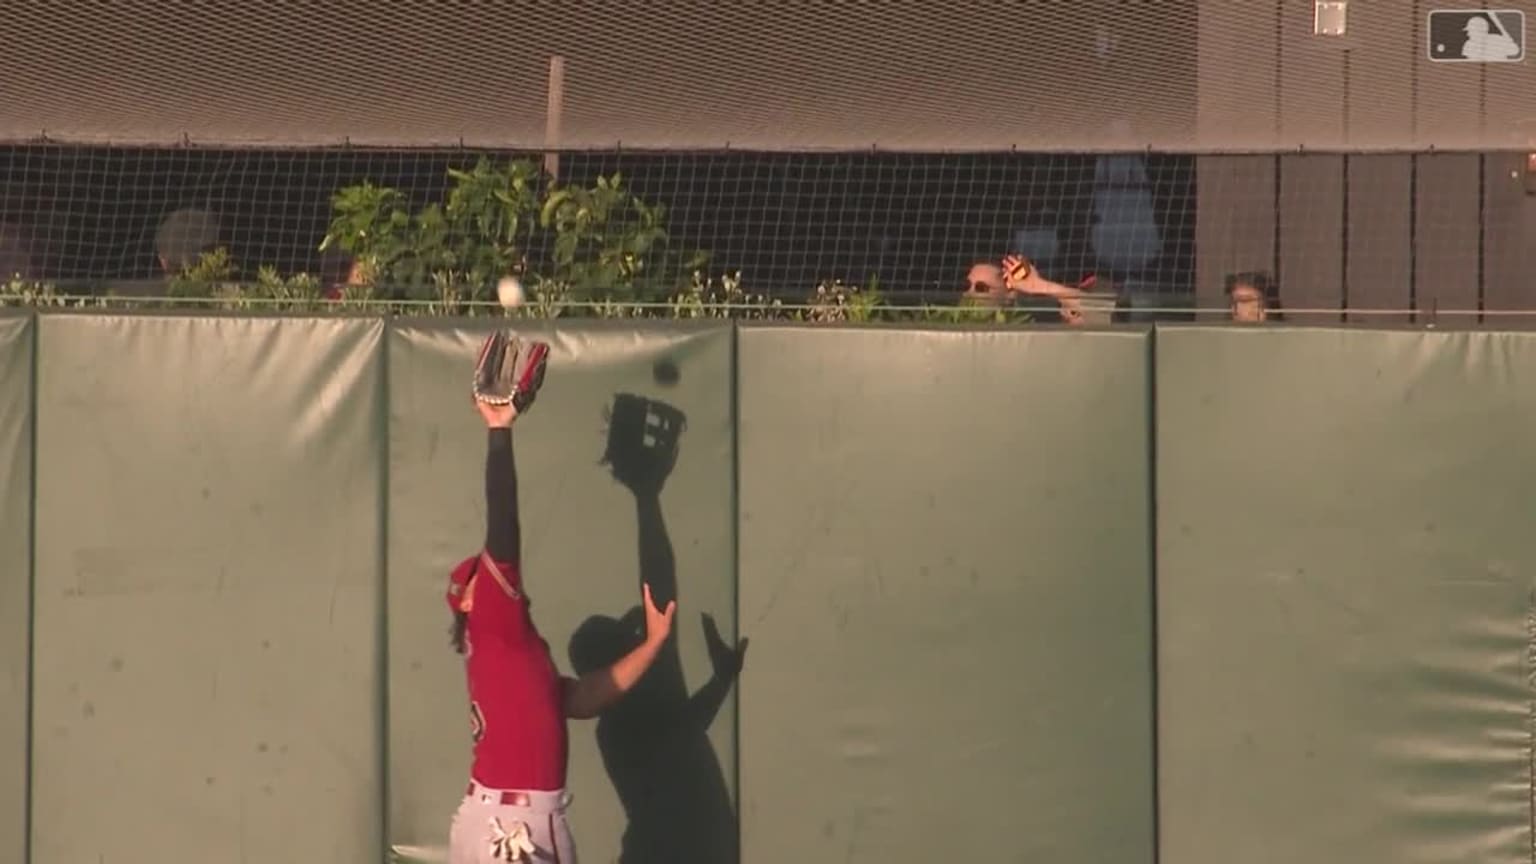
[{"left": 545, "top": 55, "right": 565, "bottom": 180}]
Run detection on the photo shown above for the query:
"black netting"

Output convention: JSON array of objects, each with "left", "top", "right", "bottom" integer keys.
[{"left": 0, "top": 145, "right": 1198, "bottom": 302}]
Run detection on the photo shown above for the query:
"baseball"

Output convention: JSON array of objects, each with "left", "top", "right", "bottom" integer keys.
[{"left": 497, "top": 277, "right": 525, "bottom": 308}]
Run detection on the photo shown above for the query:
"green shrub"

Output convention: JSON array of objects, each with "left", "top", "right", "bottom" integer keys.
[{"left": 319, "top": 157, "right": 707, "bottom": 307}]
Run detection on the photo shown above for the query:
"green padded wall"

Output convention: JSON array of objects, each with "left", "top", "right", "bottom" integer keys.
[
  {"left": 737, "top": 325, "right": 1155, "bottom": 864},
  {"left": 0, "top": 314, "right": 33, "bottom": 864},
  {"left": 1156, "top": 327, "right": 1536, "bottom": 864},
  {"left": 386, "top": 321, "right": 738, "bottom": 864},
  {"left": 29, "top": 315, "right": 386, "bottom": 864}
]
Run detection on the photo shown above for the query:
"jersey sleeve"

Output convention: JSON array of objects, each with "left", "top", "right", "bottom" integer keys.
[
  {"left": 484, "top": 428, "right": 521, "bottom": 565},
  {"left": 471, "top": 428, "right": 538, "bottom": 642},
  {"left": 467, "top": 552, "right": 528, "bottom": 635}
]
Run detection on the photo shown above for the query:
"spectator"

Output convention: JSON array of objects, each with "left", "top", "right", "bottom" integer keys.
[
  {"left": 1000, "top": 254, "right": 1092, "bottom": 326},
  {"left": 316, "top": 247, "right": 355, "bottom": 299},
  {"left": 0, "top": 222, "right": 37, "bottom": 282},
  {"left": 964, "top": 257, "right": 1107, "bottom": 325},
  {"left": 1224, "top": 270, "right": 1284, "bottom": 323},
  {"left": 964, "top": 261, "right": 1009, "bottom": 303},
  {"left": 154, "top": 208, "right": 221, "bottom": 275},
  {"left": 964, "top": 260, "right": 1056, "bottom": 319}
]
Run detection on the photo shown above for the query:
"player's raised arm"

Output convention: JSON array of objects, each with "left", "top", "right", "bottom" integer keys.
[
  {"left": 471, "top": 331, "right": 550, "bottom": 566},
  {"left": 479, "top": 401, "right": 521, "bottom": 565}
]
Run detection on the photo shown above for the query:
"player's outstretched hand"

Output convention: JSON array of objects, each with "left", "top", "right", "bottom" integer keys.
[
  {"left": 474, "top": 393, "right": 517, "bottom": 429},
  {"left": 642, "top": 582, "right": 677, "bottom": 647}
]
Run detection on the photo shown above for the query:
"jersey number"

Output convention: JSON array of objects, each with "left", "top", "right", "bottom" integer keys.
[{"left": 470, "top": 701, "right": 485, "bottom": 743}]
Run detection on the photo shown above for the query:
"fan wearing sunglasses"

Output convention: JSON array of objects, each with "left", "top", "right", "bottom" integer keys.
[{"left": 962, "top": 256, "right": 1090, "bottom": 325}]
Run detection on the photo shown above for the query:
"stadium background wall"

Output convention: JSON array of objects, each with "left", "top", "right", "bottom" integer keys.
[
  {"left": 8, "top": 145, "right": 1536, "bottom": 320},
  {"left": 1, "top": 312, "right": 1533, "bottom": 864}
]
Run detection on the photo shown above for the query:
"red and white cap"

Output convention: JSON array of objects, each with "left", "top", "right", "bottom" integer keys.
[{"left": 445, "top": 555, "right": 479, "bottom": 613}]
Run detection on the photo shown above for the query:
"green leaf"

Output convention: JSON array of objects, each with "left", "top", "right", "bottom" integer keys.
[
  {"left": 540, "top": 189, "right": 571, "bottom": 227},
  {"left": 553, "top": 232, "right": 579, "bottom": 267}
]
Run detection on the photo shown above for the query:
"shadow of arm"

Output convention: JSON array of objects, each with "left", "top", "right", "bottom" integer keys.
[
  {"left": 686, "top": 671, "right": 735, "bottom": 732},
  {"left": 635, "top": 493, "right": 677, "bottom": 609},
  {"left": 686, "top": 614, "right": 746, "bottom": 731}
]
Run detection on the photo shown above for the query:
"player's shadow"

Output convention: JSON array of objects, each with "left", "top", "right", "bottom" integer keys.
[{"left": 569, "top": 393, "right": 747, "bottom": 864}]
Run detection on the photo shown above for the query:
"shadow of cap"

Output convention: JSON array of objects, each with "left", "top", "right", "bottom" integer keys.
[{"left": 569, "top": 606, "right": 643, "bottom": 674}]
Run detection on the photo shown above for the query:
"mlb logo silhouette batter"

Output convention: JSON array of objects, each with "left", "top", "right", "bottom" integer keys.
[{"left": 1428, "top": 9, "right": 1525, "bottom": 62}]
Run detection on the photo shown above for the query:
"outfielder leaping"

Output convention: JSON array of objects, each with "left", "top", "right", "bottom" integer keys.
[{"left": 446, "top": 334, "right": 676, "bottom": 864}]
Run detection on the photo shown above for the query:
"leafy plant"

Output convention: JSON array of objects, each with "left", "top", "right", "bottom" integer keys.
[
  {"left": 333, "top": 279, "right": 379, "bottom": 311},
  {"left": 321, "top": 159, "right": 708, "bottom": 307},
  {"left": 0, "top": 277, "right": 111, "bottom": 309},
  {"left": 0, "top": 277, "right": 66, "bottom": 307},
  {"left": 540, "top": 172, "right": 704, "bottom": 301},
  {"left": 669, "top": 270, "right": 780, "bottom": 319},
  {"left": 906, "top": 290, "right": 1036, "bottom": 324},
  {"left": 522, "top": 276, "right": 574, "bottom": 320},
  {"left": 319, "top": 187, "right": 425, "bottom": 299},
  {"left": 251, "top": 266, "right": 324, "bottom": 311},
  {"left": 443, "top": 158, "right": 542, "bottom": 276},
  {"left": 168, "top": 247, "right": 238, "bottom": 298},
  {"left": 160, "top": 251, "right": 329, "bottom": 312},
  {"left": 805, "top": 276, "right": 883, "bottom": 323},
  {"left": 3, "top": 238, "right": 1051, "bottom": 329},
  {"left": 423, "top": 269, "right": 478, "bottom": 317}
]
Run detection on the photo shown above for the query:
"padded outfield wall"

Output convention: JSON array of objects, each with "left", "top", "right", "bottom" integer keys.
[{"left": 1, "top": 314, "right": 1532, "bottom": 864}]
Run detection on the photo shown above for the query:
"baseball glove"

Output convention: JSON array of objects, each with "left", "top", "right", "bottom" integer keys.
[{"left": 473, "top": 330, "right": 550, "bottom": 415}]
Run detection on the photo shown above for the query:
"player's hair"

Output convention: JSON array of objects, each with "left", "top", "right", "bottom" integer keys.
[{"left": 450, "top": 610, "right": 468, "bottom": 654}]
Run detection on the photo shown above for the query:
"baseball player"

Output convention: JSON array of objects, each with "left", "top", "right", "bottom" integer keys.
[{"left": 446, "top": 380, "right": 677, "bottom": 863}]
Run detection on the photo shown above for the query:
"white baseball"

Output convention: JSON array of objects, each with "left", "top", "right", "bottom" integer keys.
[{"left": 497, "top": 277, "right": 525, "bottom": 308}]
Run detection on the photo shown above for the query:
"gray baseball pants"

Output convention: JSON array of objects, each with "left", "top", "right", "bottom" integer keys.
[{"left": 448, "top": 780, "right": 577, "bottom": 863}]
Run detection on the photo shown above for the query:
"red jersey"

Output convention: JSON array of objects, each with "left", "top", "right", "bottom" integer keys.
[{"left": 453, "top": 552, "right": 569, "bottom": 791}]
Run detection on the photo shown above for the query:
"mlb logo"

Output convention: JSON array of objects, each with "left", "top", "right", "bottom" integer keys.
[{"left": 1427, "top": 9, "right": 1526, "bottom": 62}]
